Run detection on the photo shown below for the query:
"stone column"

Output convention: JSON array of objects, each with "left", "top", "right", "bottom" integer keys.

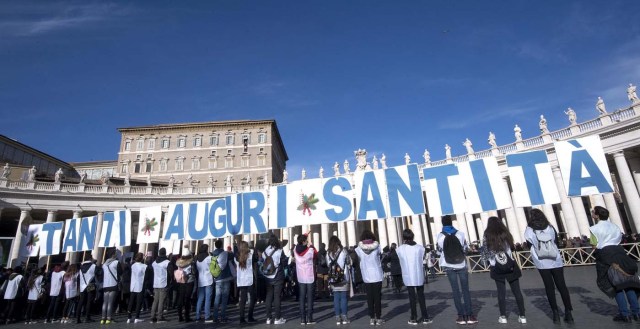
[
  {"left": 457, "top": 213, "right": 471, "bottom": 242},
  {"left": 570, "top": 197, "right": 591, "bottom": 237},
  {"left": 9, "top": 209, "right": 30, "bottom": 268},
  {"left": 603, "top": 193, "right": 624, "bottom": 230},
  {"left": 431, "top": 216, "right": 442, "bottom": 247},
  {"left": 93, "top": 212, "right": 105, "bottom": 263},
  {"left": 65, "top": 210, "right": 82, "bottom": 264},
  {"left": 410, "top": 215, "right": 425, "bottom": 246},
  {"left": 503, "top": 178, "right": 523, "bottom": 243},
  {"left": 479, "top": 212, "right": 490, "bottom": 238},
  {"left": 321, "top": 224, "right": 330, "bottom": 248},
  {"left": 346, "top": 220, "right": 357, "bottom": 247},
  {"left": 542, "top": 204, "right": 559, "bottom": 231},
  {"left": 385, "top": 217, "right": 399, "bottom": 247},
  {"left": 613, "top": 151, "right": 640, "bottom": 233},
  {"left": 376, "top": 219, "right": 388, "bottom": 248},
  {"left": 553, "top": 167, "right": 581, "bottom": 238},
  {"left": 337, "top": 222, "right": 346, "bottom": 248}
]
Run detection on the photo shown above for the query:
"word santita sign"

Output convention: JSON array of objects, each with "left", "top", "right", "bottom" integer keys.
[{"left": 22, "top": 135, "right": 613, "bottom": 257}]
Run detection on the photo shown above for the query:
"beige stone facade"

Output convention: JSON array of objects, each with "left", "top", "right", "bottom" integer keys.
[{"left": 116, "top": 119, "right": 288, "bottom": 188}]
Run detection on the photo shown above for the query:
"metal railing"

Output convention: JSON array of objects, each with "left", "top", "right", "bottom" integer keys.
[{"left": 428, "top": 243, "right": 640, "bottom": 275}]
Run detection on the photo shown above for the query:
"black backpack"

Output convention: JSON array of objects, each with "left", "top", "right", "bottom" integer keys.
[
  {"left": 492, "top": 251, "right": 516, "bottom": 275},
  {"left": 328, "top": 250, "right": 346, "bottom": 286},
  {"left": 442, "top": 231, "right": 465, "bottom": 264},
  {"left": 260, "top": 249, "right": 278, "bottom": 276}
]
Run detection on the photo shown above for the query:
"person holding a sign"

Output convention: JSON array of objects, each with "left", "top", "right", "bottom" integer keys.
[
  {"left": 174, "top": 248, "right": 196, "bottom": 323},
  {"left": 195, "top": 244, "right": 213, "bottom": 323},
  {"left": 101, "top": 248, "right": 123, "bottom": 325},
  {"left": 77, "top": 251, "right": 97, "bottom": 324},
  {"left": 61, "top": 264, "right": 80, "bottom": 324},
  {"left": 25, "top": 266, "right": 44, "bottom": 324},
  {"left": 45, "top": 263, "right": 66, "bottom": 323},
  {"left": 355, "top": 230, "right": 384, "bottom": 326},
  {"left": 262, "top": 235, "right": 287, "bottom": 325},
  {"left": 326, "top": 236, "right": 350, "bottom": 325},
  {"left": 397, "top": 229, "right": 433, "bottom": 325},
  {"left": 2, "top": 266, "right": 24, "bottom": 324},
  {"left": 524, "top": 209, "right": 573, "bottom": 324},
  {"left": 150, "top": 248, "right": 172, "bottom": 323},
  {"left": 212, "top": 239, "right": 234, "bottom": 323},
  {"left": 484, "top": 217, "right": 526, "bottom": 324},
  {"left": 235, "top": 241, "right": 258, "bottom": 324},
  {"left": 294, "top": 233, "right": 318, "bottom": 325}
]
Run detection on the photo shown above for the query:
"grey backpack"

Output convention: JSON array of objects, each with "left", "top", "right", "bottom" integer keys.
[{"left": 534, "top": 229, "right": 559, "bottom": 260}]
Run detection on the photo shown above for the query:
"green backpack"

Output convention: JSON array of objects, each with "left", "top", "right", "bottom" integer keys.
[{"left": 209, "top": 255, "right": 222, "bottom": 278}]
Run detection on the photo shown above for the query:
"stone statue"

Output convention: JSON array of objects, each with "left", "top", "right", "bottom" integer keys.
[
  {"left": 343, "top": 160, "right": 350, "bottom": 174},
  {"left": 372, "top": 156, "right": 379, "bottom": 170},
  {"left": 226, "top": 174, "right": 233, "bottom": 186},
  {"left": 514, "top": 124, "right": 522, "bottom": 141},
  {"left": 146, "top": 175, "right": 152, "bottom": 187},
  {"left": 1, "top": 163, "right": 11, "bottom": 179},
  {"left": 301, "top": 168, "right": 306, "bottom": 180},
  {"left": 539, "top": 115, "right": 549, "bottom": 134},
  {"left": 463, "top": 138, "right": 474, "bottom": 154},
  {"left": 100, "top": 172, "right": 108, "bottom": 185},
  {"left": 79, "top": 171, "right": 87, "bottom": 183},
  {"left": 445, "top": 144, "right": 452, "bottom": 159},
  {"left": 28, "top": 166, "right": 37, "bottom": 182},
  {"left": 282, "top": 170, "right": 288, "bottom": 183},
  {"left": 207, "top": 174, "right": 215, "bottom": 187},
  {"left": 246, "top": 173, "right": 251, "bottom": 185},
  {"left": 488, "top": 132, "right": 497, "bottom": 148},
  {"left": 124, "top": 172, "right": 131, "bottom": 186},
  {"left": 54, "top": 168, "right": 63, "bottom": 183},
  {"left": 354, "top": 149, "right": 368, "bottom": 171},
  {"left": 319, "top": 167, "right": 324, "bottom": 179},
  {"left": 423, "top": 149, "right": 430, "bottom": 164},
  {"left": 404, "top": 153, "right": 411, "bottom": 165},
  {"left": 380, "top": 154, "right": 387, "bottom": 169},
  {"left": 168, "top": 174, "right": 175, "bottom": 187},
  {"left": 333, "top": 162, "right": 340, "bottom": 176},
  {"left": 264, "top": 171, "right": 269, "bottom": 184},
  {"left": 628, "top": 83, "right": 639, "bottom": 103},
  {"left": 596, "top": 96, "right": 607, "bottom": 115},
  {"left": 565, "top": 108, "right": 577, "bottom": 125},
  {"left": 187, "top": 173, "right": 195, "bottom": 186}
]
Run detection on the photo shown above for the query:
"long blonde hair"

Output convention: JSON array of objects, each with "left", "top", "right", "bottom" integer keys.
[{"left": 237, "top": 241, "right": 250, "bottom": 270}]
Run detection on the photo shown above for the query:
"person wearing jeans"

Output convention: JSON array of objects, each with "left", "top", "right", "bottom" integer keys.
[
  {"left": 355, "top": 230, "right": 384, "bottom": 325},
  {"left": 437, "top": 215, "right": 477, "bottom": 325},
  {"left": 397, "top": 229, "right": 433, "bottom": 325},
  {"left": 212, "top": 239, "right": 233, "bottom": 322},
  {"left": 326, "top": 236, "right": 350, "bottom": 325},
  {"left": 195, "top": 244, "right": 213, "bottom": 322},
  {"left": 262, "top": 234, "right": 287, "bottom": 325},
  {"left": 294, "top": 233, "right": 317, "bottom": 325}
]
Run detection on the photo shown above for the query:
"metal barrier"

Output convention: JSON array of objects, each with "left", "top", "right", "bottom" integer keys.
[{"left": 428, "top": 243, "right": 640, "bottom": 275}]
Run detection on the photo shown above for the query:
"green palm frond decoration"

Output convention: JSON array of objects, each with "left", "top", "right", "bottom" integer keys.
[
  {"left": 297, "top": 193, "right": 319, "bottom": 216},
  {"left": 141, "top": 217, "right": 158, "bottom": 236},
  {"left": 26, "top": 233, "right": 39, "bottom": 250}
]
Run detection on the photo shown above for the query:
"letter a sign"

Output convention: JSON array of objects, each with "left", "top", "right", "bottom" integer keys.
[{"left": 554, "top": 135, "right": 614, "bottom": 197}]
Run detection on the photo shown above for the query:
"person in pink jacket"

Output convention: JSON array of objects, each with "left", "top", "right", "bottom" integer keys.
[{"left": 294, "top": 233, "right": 317, "bottom": 325}]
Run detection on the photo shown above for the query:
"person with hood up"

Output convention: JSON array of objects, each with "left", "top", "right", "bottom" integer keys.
[
  {"left": 25, "top": 266, "right": 44, "bottom": 324},
  {"left": 262, "top": 234, "right": 287, "bottom": 325},
  {"left": 2, "top": 266, "right": 24, "bottom": 324},
  {"left": 437, "top": 215, "right": 477, "bottom": 325},
  {"left": 101, "top": 248, "right": 123, "bottom": 324},
  {"left": 212, "top": 239, "right": 233, "bottom": 323},
  {"left": 294, "top": 233, "right": 318, "bottom": 325},
  {"left": 150, "top": 248, "right": 172, "bottom": 323},
  {"left": 524, "top": 209, "right": 573, "bottom": 324},
  {"left": 62, "top": 264, "right": 80, "bottom": 323},
  {"left": 175, "top": 248, "right": 196, "bottom": 322},
  {"left": 326, "top": 236, "right": 350, "bottom": 325},
  {"left": 397, "top": 229, "right": 433, "bottom": 325},
  {"left": 127, "top": 253, "right": 149, "bottom": 323},
  {"left": 195, "top": 244, "right": 213, "bottom": 323},
  {"left": 77, "top": 251, "right": 97, "bottom": 323},
  {"left": 45, "top": 263, "right": 67, "bottom": 323},
  {"left": 590, "top": 206, "right": 640, "bottom": 322},
  {"left": 355, "top": 230, "right": 384, "bottom": 325},
  {"left": 235, "top": 240, "right": 258, "bottom": 324}
]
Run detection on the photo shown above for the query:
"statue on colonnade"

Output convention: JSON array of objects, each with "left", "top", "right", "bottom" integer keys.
[
  {"left": 539, "top": 115, "right": 549, "bottom": 134},
  {"left": 628, "top": 83, "right": 639, "bottom": 103},
  {"left": 596, "top": 97, "right": 607, "bottom": 115},
  {"left": 463, "top": 138, "right": 474, "bottom": 154},
  {"left": 514, "top": 124, "right": 522, "bottom": 141},
  {"left": 1, "top": 163, "right": 11, "bottom": 179},
  {"left": 565, "top": 108, "right": 577, "bottom": 125},
  {"left": 488, "top": 132, "right": 497, "bottom": 148}
]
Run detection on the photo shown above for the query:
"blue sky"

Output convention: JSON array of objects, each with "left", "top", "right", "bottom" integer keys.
[{"left": 2, "top": 1, "right": 640, "bottom": 180}]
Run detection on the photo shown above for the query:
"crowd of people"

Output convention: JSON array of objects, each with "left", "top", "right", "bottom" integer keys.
[{"left": 0, "top": 206, "right": 638, "bottom": 325}]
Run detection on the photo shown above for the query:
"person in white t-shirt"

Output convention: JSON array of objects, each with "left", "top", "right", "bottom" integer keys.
[
  {"left": 45, "top": 263, "right": 67, "bottom": 323},
  {"left": 61, "top": 264, "right": 80, "bottom": 323},
  {"left": 2, "top": 266, "right": 24, "bottom": 324},
  {"left": 128, "top": 253, "right": 150, "bottom": 323},
  {"left": 25, "top": 267, "right": 44, "bottom": 324}
]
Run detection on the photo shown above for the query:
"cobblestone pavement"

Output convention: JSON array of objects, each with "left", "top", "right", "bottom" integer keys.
[{"left": 10, "top": 266, "right": 623, "bottom": 328}]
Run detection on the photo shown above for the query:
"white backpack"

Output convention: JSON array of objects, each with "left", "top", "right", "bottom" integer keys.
[{"left": 534, "top": 229, "right": 559, "bottom": 260}]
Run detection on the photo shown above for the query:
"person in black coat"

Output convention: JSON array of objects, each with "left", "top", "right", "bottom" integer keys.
[{"left": 387, "top": 244, "right": 403, "bottom": 293}]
